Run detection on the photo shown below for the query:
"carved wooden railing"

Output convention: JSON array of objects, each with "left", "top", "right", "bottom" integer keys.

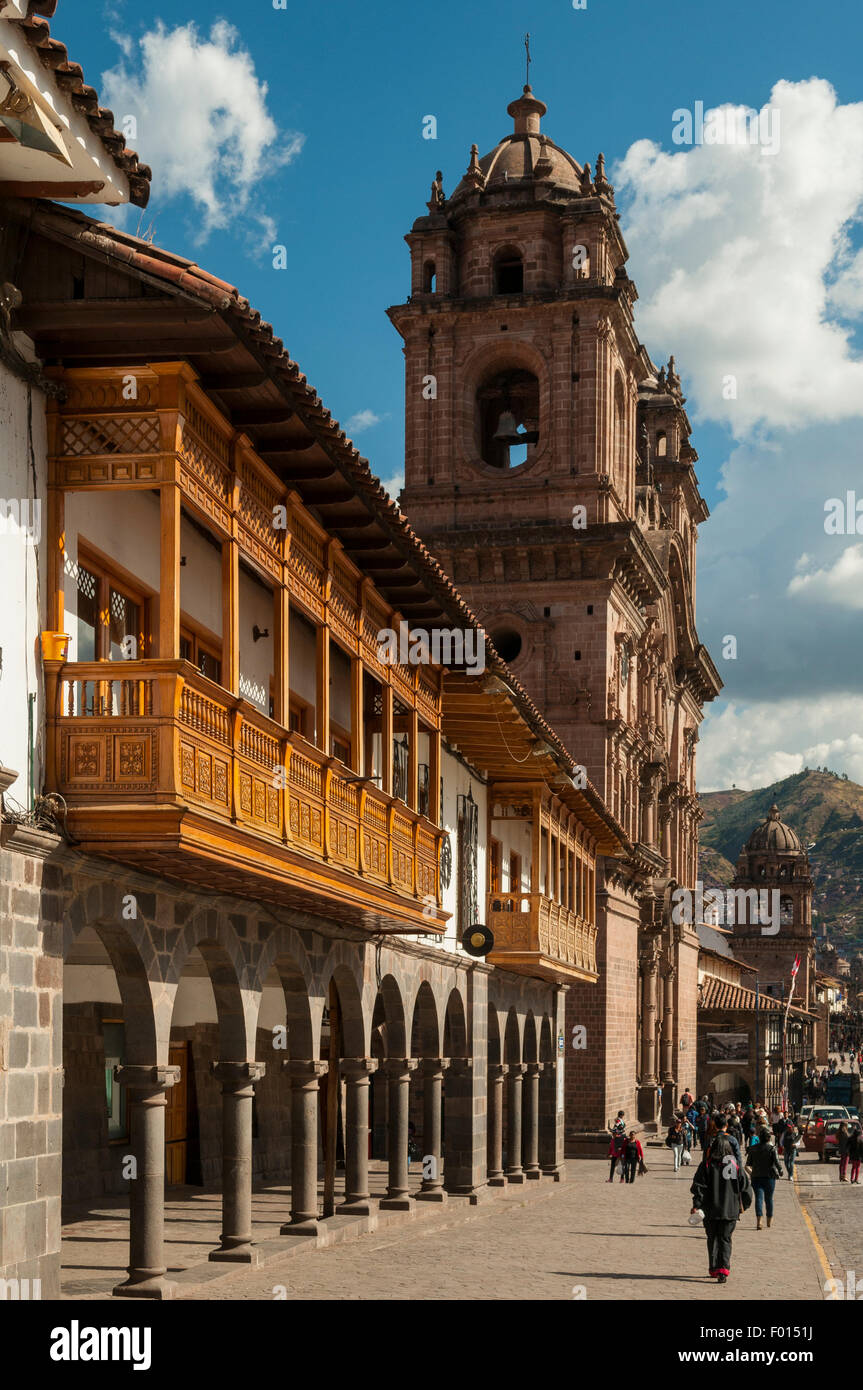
[
  {"left": 486, "top": 891, "right": 597, "bottom": 975},
  {"left": 45, "top": 659, "right": 440, "bottom": 905}
]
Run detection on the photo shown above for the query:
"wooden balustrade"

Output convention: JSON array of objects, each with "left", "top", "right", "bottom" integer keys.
[
  {"left": 45, "top": 658, "right": 443, "bottom": 931},
  {"left": 486, "top": 890, "right": 598, "bottom": 982}
]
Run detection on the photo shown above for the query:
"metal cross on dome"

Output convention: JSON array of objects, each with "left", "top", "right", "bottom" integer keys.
[{"left": 524, "top": 32, "right": 531, "bottom": 87}]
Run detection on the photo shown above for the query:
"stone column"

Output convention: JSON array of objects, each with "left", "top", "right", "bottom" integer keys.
[
  {"left": 380, "top": 1058, "right": 417, "bottom": 1212},
  {"left": 112, "top": 1064, "right": 180, "bottom": 1300},
  {"left": 209, "top": 1061, "right": 266, "bottom": 1264},
  {"left": 339, "top": 1057, "right": 377, "bottom": 1215},
  {"left": 523, "top": 1062, "right": 543, "bottom": 1179},
  {"left": 417, "top": 1057, "right": 449, "bottom": 1202},
  {"left": 280, "top": 1059, "right": 327, "bottom": 1236},
  {"left": 505, "top": 1063, "right": 526, "bottom": 1183},
  {"left": 487, "top": 1063, "right": 506, "bottom": 1187},
  {"left": 640, "top": 952, "right": 658, "bottom": 1083}
]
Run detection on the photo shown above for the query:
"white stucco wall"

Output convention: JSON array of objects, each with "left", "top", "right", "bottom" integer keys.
[
  {"left": 0, "top": 361, "right": 48, "bottom": 808},
  {"left": 435, "top": 745, "right": 488, "bottom": 956}
]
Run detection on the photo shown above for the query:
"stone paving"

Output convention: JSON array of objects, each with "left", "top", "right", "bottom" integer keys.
[{"left": 60, "top": 1144, "right": 829, "bottom": 1302}]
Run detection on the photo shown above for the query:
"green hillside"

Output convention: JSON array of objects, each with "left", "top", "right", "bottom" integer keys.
[{"left": 698, "top": 768, "right": 863, "bottom": 947}]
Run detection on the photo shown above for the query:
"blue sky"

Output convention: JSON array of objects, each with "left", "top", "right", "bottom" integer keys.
[{"left": 54, "top": 0, "right": 863, "bottom": 788}]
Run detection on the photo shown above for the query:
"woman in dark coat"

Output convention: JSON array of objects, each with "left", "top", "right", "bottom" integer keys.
[
  {"left": 690, "top": 1117, "right": 751, "bottom": 1283},
  {"left": 746, "top": 1125, "right": 784, "bottom": 1229}
]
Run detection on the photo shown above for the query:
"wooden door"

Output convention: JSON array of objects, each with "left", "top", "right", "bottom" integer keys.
[{"left": 165, "top": 1042, "right": 188, "bottom": 1185}]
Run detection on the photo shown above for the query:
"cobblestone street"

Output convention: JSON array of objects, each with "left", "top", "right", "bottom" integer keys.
[{"left": 60, "top": 1144, "right": 829, "bottom": 1302}]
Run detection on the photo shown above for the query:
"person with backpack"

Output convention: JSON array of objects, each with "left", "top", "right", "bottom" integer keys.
[
  {"left": 690, "top": 1115, "right": 752, "bottom": 1284},
  {"left": 746, "top": 1125, "right": 784, "bottom": 1229},
  {"left": 680, "top": 1087, "right": 694, "bottom": 1111}
]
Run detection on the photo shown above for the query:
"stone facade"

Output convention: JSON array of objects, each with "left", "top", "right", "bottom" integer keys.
[{"left": 392, "top": 88, "right": 721, "bottom": 1144}]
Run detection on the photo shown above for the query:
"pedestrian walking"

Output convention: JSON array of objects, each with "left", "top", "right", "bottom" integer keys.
[
  {"left": 838, "top": 1122, "right": 851, "bottom": 1182},
  {"left": 690, "top": 1116, "right": 752, "bottom": 1284},
  {"left": 848, "top": 1126, "right": 862, "bottom": 1185},
  {"left": 607, "top": 1111, "right": 626, "bottom": 1182},
  {"left": 666, "top": 1117, "right": 687, "bottom": 1173},
  {"left": 680, "top": 1086, "right": 694, "bottom": 1111},
  {"left": 746, "top": 1125, "right": 783, "bottom": 1229},
  {"left": 622, "top": 1131, "right": 644, "bottom": 1184},
  {"left": 782, "top": 1121, "right": 799, "bottom": 1180}
]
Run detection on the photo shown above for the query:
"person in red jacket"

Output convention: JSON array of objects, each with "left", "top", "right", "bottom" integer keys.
[{"left": 622, "top": 1131, "right": 644, "bottom": 1184}]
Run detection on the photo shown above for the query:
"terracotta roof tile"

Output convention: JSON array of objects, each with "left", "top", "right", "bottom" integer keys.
[
  {"left": 12, "top": 10, "right": 151, "bottom": 205},
  {"left": 700, "top": 975, "right": 814, "bottom": 1018}
]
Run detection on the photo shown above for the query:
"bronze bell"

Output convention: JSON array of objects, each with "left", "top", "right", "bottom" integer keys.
[{"left": 493, "top": 410, "right": 521, "bottom": 443}]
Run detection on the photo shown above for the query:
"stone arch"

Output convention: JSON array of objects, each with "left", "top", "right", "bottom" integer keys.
[
  {"left": 323, "top": 958, "right": 368, "bottom": 1059},
  {"left": 491, "top": 242, "right": 524, "bottom": 294},
  {"left": 170, "top": 909, "right": 251, "bottom": 1059},
  {"left": 410, "top": 979, "right": 441, "bottom": 1058},
  {"left": 254, "top": 920, "right": 319, "bottom": 1058},
  {"left": 504, "top": 1006, "right": 522, "bottom": 1064},
  {"left": 523, "top": 1011, "right": 538, "bottom": 1064},
  {"left": 372, "top": 973, "right": 408, "bottom": 1059},
  {"left": 459, "top": 337, "right": 550, "bottom": 477},
  {"left": 443, "top": 985, "right": 468, "bottom": 1058},
  {"left": 64, "top": 910, "right": 161, "bottom": 1064}
]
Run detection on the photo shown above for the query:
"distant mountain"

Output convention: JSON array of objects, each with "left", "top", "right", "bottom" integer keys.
[{"left": 698, "top": 769, "right": 863, "bottom": 947}]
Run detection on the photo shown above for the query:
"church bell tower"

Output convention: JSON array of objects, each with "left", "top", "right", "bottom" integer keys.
[{"left": 389, "top": 85, "right": 722, "bottom": 1140}]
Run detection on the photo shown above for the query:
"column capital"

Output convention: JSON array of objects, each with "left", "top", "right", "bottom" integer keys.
[
  {"left": 488, "top": 1062, "right": 507, "bottom": 1081},
  {"left": 113, "top": 1064, "right": 180, "bottom": 1093},
  {"left": 526, "top": 1061, "right": 546, "bottom": 1075},
  {"left": 448, "top": 1057, "right": 472, "bottom": 1075},
  {"left": 382, "top": 1057, "right": 418, "bottom": 1079},
  {"left": 211, "top": 1060, "right": 267, "bottom": 1085},
  {"left": 283, "top": 1059, "right": 328, "bottom": 1083},
  {"left": 420, "top": 1056, "right": 450, "bottom": 1077},
  {"left": 507, "top": 1062, "right": 527, "bottom": 1077},
  {"left": 340, "top": 1057, "right": 379, "bottom": 1079}
]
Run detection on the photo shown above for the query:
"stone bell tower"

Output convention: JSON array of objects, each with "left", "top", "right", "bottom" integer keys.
[
  {"left": 389, "top": 87, "right": 722, "bottom": 1143},
  {"left": 731, "top": 805, "right": 815, "bottom": 1005}
]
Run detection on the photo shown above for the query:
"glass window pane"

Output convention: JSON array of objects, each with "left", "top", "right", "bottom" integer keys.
[{"left": 108, "top": 588, "right": 140, "bottom": 661}]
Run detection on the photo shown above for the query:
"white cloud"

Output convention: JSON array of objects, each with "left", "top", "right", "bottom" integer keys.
[
  {"left": 102, "top": 20, "right": 303, "bottom": 242},
  {"left": 615, "top": 79, "right": 863, "bottom": 435},
  {"left": 788, "top": 543, "right": 863, "bottom": 608},
  {"left": 346, "top": 409, "right": 388, "bottom": 434},
  {"left": 615, "top": 80, "right": 863, "bottom": 789},
  {"left": 109, "top": 30, "right": 133, "bottom": 59},
  {"left": 698, "top": 697, "right": 863, "bottom": 791}
]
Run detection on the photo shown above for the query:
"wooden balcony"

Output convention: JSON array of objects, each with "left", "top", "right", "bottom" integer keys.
[
  {"left": 485, "top": 891, "right": 598, "bottom": 983},
  {"left": 44, "top": 659, "right": 446, "bottom": 933}
]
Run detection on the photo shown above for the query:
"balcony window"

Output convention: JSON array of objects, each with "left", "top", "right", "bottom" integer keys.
[
  {"left": 180, "top": 627, "right": 222, "bottom": 685},
  {"left": 75, "top": 553, "right": 148, "bottom": 663}
]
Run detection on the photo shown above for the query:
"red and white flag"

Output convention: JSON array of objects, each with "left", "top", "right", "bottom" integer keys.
[{"left": 791, "top": 954, "right": 801, "bottom": 978}]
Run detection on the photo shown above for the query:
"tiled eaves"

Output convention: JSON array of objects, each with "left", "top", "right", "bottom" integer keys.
[{"left": 13, "top": 11, "right": 151, "bottom": 206}]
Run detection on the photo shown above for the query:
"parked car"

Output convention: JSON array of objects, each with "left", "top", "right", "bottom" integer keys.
[
  {"left": 817, "top": 1120, "right": 845, "bottom": 1162},
  {"left": 794, "top": 1106, "right": 850, "bottom": 1150}
]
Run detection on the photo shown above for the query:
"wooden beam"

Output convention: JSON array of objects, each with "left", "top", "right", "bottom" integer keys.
[
  {"left": 201, "top": 373, "right": 269, "bottom": 391},
  {"left": 350, "top": 655, "right": 364, "bottom": 775},
  {"left": 0, "top": 179, "right": 105, "bottom": 197},
  {"left": 273, "top": 585, "right": 290, "bottom": 725},
  {"left": 316, "top": 625, "right": 330, "bottom": 752},
  {"left": 222, "top": 538, "right": 240, "bottom": 694},
  {"left": 158, "top": 483, "right": 181, "bottom": 658},
  {"left": 381, "top": 683, "right": 393, "bottom": 796}
]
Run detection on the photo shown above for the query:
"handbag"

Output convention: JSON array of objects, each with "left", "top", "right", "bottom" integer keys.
[
  {"left": 638, "top": 1159, "right": 648, "bottom": 1175},
  {"left": 682, "top": 1148, "right": 692, "bottom": 1165}
]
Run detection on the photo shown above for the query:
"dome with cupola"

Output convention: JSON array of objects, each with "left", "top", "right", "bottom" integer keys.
[
  {"left": 744, "top": 804, "right": 803, "bottom": 855},
  {"left": 448, "top": 87, "right": 594, "bottom": 205}
]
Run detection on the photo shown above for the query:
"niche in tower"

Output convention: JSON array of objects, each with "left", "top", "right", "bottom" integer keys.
[
  {"left": 493, "top": 245, "right": 524, "bottom": 295},
  {"left": 476, "top": 366, "right": 540, "bottom": 470}
]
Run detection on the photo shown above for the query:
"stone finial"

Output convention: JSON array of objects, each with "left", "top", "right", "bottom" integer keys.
[
  {"left": 463, "top": 142, "right": 485, "bottom": 190},
  {"left": 595, "top": 151, "right": 614, "bottom": 199},
  {"left": 533, "top": 133, "right": 554, "bottom": 180},
  {"left": 580, "top": 161, "right": 594, "bottom": 195}
]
